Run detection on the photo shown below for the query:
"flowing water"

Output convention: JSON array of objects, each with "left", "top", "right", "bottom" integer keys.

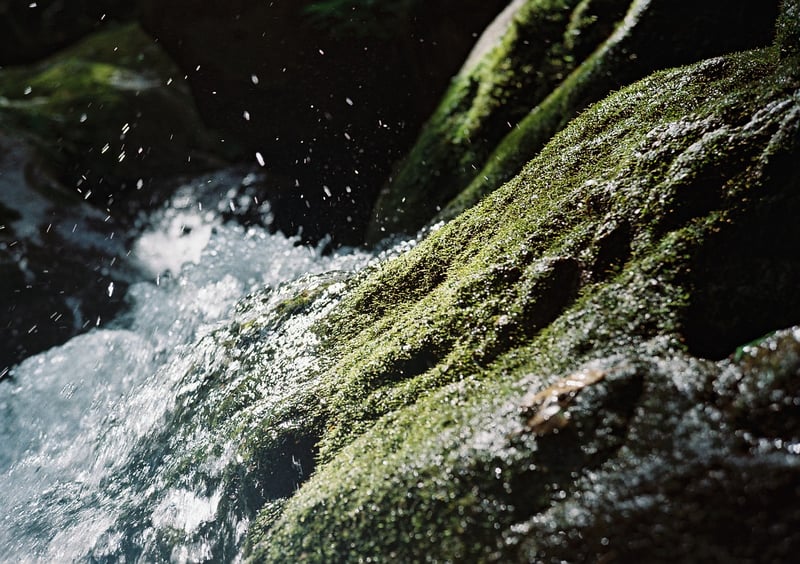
[{"left": 0, "top": 173, "right": 377, "bottom": 561}]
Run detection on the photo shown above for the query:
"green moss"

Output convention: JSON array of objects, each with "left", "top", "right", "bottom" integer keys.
[
  {"left": 442, "top": 0, "right": 781, "bottom": 220},
  {"left": 246, "top": 36, "right": 800, "bottom": 560},
  {"left": 367, "top": 0, "right": 625, "bottom": 241},
  {"left": 368, "top": 0, "right": 781, "bottom": 239}
]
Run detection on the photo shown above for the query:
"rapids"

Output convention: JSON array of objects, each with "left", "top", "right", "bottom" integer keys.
[{"left": 0, "top": 173, "right": 375, "bottom": 562}]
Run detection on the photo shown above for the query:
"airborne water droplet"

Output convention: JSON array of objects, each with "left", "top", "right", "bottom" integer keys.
[{"left": 255, "top": 152, "right": 265, "bottom": 167}]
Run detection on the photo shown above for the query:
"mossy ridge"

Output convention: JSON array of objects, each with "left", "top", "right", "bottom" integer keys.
[
  {"left": 441, "top": 0, "right": 781, "bottom": 221},
  {"left": 0, "top": 23, "right": 223, "bottom": 211},
  {"left": 315, "top": 48, "right": 787, "bottom": 456},
  {"left": 367, "top": 0, "right": 629, "bottom": 241},
  {"left": 367, "top": 0, "right": 779, "bottom": 239},
  {"left": 247, "top": 37, "right": 800, "bottom": 561}
]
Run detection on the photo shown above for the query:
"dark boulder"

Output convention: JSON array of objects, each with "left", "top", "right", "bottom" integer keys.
[{"left": 0, "top": 0, "right": 135, "bottom": 65}]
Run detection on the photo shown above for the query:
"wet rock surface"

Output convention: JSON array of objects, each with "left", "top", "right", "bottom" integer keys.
[
  {"left": 1, "top": 1, "right": 798, "bottom": 562},
  {"left": 241, "top": 4, "right": 800, "bottom": 559}
]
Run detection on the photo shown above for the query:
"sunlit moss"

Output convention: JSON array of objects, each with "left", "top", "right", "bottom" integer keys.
[
  {"left": 246, "top": 25, "right": 800, "bottom": 560},
  {"left": 368, "top": 0, "right": 780, "bottom": 239}
]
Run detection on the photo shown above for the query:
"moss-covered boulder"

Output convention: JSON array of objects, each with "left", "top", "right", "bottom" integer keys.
[
  {"left": 137, "top": 0, "right": 509, "bottom": 244},
  {"left": 367, "top": 0, "right": 780, "bottom": 240},
  {"left": 56, "top": 2, "right": 798, "bottom": 559},
  {"left": 233, "top": 4, "right": 800, "bottom": 559},
  {"left": 0, "top": 23, "right": 225, "bottom": 214}
]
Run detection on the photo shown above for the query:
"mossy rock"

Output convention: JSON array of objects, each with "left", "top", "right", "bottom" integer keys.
[
  {"left": 367, "top": 0, "right": 780, "bottom": 240},
  {"left": 0, "top": 23, "right": 225, "bottom": 214},
  {"left": 70, "top": 3, "right": 800, "bottom": 559},
  {"left": 242, "top": 12, "right": 800, "bottom": 561}
]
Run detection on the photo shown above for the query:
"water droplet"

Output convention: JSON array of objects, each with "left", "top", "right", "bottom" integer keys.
[{"left": 255, "top": 152, "right": 265, "bottom": 167}]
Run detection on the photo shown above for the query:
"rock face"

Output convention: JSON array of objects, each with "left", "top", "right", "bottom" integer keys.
[
  {"left": 0, "top": 134, "right": 133, "bottom": 370},
  {"left": 3, "top": 1, "right": 799, "bottom": 560},
  {"left": 137, "top": 0, "right": 509, "bottom": 244},
  {"left": 229, "top": 2, "right": 799, "bottom": 559},
  {"left": 367, "top": 0, "right": 781, "bottom": 241}
]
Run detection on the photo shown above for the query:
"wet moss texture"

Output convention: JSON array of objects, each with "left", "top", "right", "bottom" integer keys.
[
  {"left": 367, "top": 0, "right": 780, "bottom": 240},
  {"left": 241, "top": 2, "right": 800, "bottom": 560}
]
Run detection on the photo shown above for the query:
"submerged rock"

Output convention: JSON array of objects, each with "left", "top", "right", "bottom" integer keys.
[{"left": 367, "top": 0, "right": 780, "bottom": 240}]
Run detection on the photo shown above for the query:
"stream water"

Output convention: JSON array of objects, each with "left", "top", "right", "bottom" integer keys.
[{"left": 0, "top": 173, "right": 376, "bottom": 561}]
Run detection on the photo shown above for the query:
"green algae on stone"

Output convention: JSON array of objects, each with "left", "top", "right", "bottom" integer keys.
[
  {"left": 246, "top": 28, "right": 800, "bottom": 561},
  {"left": 0, "top": 23, "right": 224, "bottom": 210}
]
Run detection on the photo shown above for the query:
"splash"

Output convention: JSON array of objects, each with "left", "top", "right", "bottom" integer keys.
[{"left": 0, "top": 173, "right": 376, "bottom": 562}]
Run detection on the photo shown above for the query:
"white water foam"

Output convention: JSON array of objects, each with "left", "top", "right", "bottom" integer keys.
[{"left": 0, "top": 175, "right": 374, "bottom": 562}]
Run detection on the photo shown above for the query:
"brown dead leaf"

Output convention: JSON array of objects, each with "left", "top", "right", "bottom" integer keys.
[{"left": 519, "top": 368, "right": 606, "bottom": 436}]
